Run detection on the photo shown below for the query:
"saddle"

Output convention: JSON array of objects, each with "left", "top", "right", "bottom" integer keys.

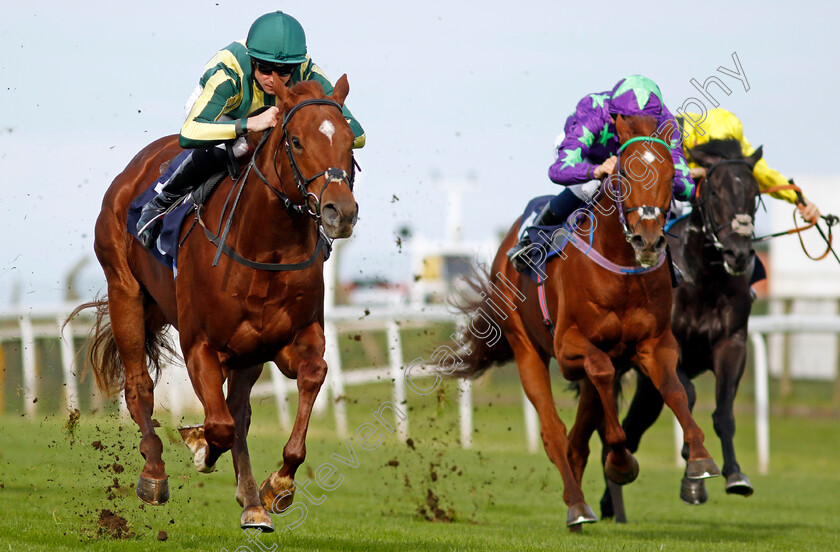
[
  {"left": 518, "top": 195, "right": 581, "bottom": 283},
  {"left": 126, "top": 151, "right": 227, "bottom": 274}
]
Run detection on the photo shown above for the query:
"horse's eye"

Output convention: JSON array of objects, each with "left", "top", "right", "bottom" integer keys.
[{"left": 291, "top": 137, "right": 303, "bottom": 150}]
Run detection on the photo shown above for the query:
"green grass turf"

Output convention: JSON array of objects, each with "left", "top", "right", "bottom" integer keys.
[{"left": 1, "top": 364, "right": 839, "bottom": 551}]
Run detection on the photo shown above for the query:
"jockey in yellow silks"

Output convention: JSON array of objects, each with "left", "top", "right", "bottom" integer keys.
[{"left": 680, "top": 108, "right": 821, "bottom": 222}]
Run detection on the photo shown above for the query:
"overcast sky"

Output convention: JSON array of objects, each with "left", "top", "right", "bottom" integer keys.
[{"left": 1, "top": 0, "right": 837, "bottom": 305}]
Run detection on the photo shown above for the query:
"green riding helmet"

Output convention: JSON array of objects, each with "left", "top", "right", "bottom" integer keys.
[{"left": 246, "top": 11, "right": 307, "bottom": 65}]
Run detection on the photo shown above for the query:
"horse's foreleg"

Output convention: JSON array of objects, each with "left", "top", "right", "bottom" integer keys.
[
  {"left": 106, "top": 279, "right": 169, "bottom": 505},
  {"left": 511, "top": 335, "right": 596, "bottom": 529},
  {"left": 600, "top": 371, "right": 664, "bottom": 520},
  {"left": 560, "top": 328, "right": 637, "bottom": 486},
  {"left": 711, "top": 333, "right": 753, "bottom": 496},
  {"left": 261, "top": 323, "right": 327, "bottom": 514},
  {"left": 184, "top": 340, "right": 235, "bottom": 471},
  {"left": 637, "top": 333, "right": 720, "bottom": 480},
  {"left": 226, "top": 364, "right": 274, "bottom": 532}
]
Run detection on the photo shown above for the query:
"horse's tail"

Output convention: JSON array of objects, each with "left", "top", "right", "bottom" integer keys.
[
  {"left": 449, "top": 266, "right": 515, "bottom": 380},
  {"left": 65, "top": 297, "right": 176, "bottom": 397}
]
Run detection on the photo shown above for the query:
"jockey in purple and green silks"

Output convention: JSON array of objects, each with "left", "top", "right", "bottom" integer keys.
[{"left": 507, "top": 75, "right": 695, "bottom": 272}]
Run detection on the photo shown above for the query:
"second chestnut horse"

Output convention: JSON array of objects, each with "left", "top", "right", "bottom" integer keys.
[{"left": 455, "top": 114, "right": 720, "bottom": 531}]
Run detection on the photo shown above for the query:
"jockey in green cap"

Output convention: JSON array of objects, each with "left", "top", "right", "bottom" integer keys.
[{"left": 136, "top": 11, "right": 365, "bottom": 249}]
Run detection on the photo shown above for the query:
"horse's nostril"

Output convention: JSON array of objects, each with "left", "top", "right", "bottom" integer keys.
[
  {"left": 630, "top": 235, "right": 645, "bottom": 249},
  {"left": 654, "top": 235, "right": 666, "bottom": 250},
  {"left": 321, "top": 203, "right": 340, "bottom": 224}
]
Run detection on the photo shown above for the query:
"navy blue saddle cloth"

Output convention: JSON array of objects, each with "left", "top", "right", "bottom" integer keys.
[
  {"left": 126, "top": 151, "right": 220, "bottom": 273},
  {"left": 518, "top": 195, "right": 587, "bottom": 283}
]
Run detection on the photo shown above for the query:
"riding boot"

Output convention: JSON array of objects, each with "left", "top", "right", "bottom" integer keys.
[
  {"left": 136, "top": 146, "right": 227, "bottom": 249},
  {"left": 506, "top": 201, "right": 567, "bottom": 272}
]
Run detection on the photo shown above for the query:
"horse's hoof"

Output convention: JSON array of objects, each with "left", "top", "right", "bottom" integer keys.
[
  {"left": 685, "top": 458, "right": 721, "bottom": 480},
  {"left": 178, "top": 424, "right": 215, "bottom": 473},
  {"left": 566, "top": 502, "right": 598, "bottom": 526},
  {"left": 260, "top": 472, "right": 296, "bottom": 514},
  {"left": 680, "top": 476, "right": 708, "bottom": 505},
  {"left": 605, "top": 453, "right": 640, "bottom": 485},
  {"left": 136, "top": 475, "right": 169, "bottom": 505},
  {"left": 725, "top": 472, "right": 754, "bottom": 496},
  {"left": 241, "top": 506, "right": 274, "bottom": 533}
]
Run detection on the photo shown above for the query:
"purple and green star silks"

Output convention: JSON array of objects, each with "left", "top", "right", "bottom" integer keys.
[{"left": 548, "top": 75, "right": 694, "bottom": 201}]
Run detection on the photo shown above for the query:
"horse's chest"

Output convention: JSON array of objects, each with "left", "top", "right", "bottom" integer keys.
[
  {"left": 577, "top": 310, "right": 654, "bottom": 356},
  {"left": 207, "top": 283, "right": 321, "bottom": 360}
]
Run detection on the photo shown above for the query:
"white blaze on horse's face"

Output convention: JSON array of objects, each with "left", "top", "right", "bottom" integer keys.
[{"left": 319, "top": 119, "right": 336, "bottom": 145}]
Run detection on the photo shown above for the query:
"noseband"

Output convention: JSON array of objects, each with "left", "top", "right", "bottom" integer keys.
[
  {"left": 694, "top": 158, "right": 756, "bottom": 250},
  {"left": 611, "top": 136, "right": 672, "bottom": 240}
]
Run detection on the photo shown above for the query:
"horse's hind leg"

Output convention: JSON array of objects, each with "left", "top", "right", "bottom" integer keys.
[
  {"left": 638, "top": 333, "right": 720, "bottom": 480},
  {"left": 261, "top": 322, "right": 327, "bottom": 514},
  {"left": 511, "top": 335, "right": 596, "bottom": 531},
  {"left": 104, "top": 272, "right": 169, "bottom": 504},
  {"left": 567, "top": 378, "right": 604, "bottom": 485},
  {"left": 712, "top": 334, "right": 753, "bottom": 497},
  {"left": 227, "top": 364, "right": 274, "bottom": 532}
]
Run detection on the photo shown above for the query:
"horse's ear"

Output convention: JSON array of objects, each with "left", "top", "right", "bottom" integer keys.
[
  {"left": 687, "top": 147, "right": 720, "bottom": 168},
  {"left": 330, "top": 74, "right": 349, "bottom": 107},
  {"left": 273, "top": 76, "right": 296, "bottom": 111},
  {"left": 615, "top": 114, "right": 633, "bottom": 144},
  {"left": 747, "top": 145, "right": 763, "bottom": 168}
]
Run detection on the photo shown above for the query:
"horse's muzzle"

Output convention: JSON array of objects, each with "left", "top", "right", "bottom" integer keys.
[
  {"left": 722, "top": 247, "right": 754, "bottom": 276},
  {"left": 321, "top": 201, "right": 358, "bottom": 239},
  {"left": 629, "top": 231, "right": 667, "bottom": 268}
]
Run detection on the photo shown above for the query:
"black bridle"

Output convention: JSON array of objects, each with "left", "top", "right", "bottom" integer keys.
[
  {"left": 693, "top": 158, "right": 757, "bottom": 251},
  {"left": 200, "top": 97, "right": 358, "bottom": 270},
  {"left": 258, "top": 98, "right": 356, "bottom": 219}
]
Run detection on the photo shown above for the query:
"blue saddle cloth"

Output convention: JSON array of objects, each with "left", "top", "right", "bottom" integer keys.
[
  {"left": 126, "top": 151, "right": 197, "bottom": 273},
  {"left": 519, "top": 195, "right": 588, "bottom": 283}
]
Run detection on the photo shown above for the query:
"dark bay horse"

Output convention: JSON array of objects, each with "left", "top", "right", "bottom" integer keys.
[
  {"left": 600, "top": 139, "right": 763, "bottom": 521},
  {"left": 455, "top": 115, "right": 719, "bottom": 532},
  {"left": 71, "top": 76, "right": 358, "bottom": 532}
]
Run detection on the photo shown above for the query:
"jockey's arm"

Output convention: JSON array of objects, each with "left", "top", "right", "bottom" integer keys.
[
  {"left": 548, "top": 118, "right": 601, "bottom": 185},
  {"left": 742, "top": 136, "right": 821, "bottom": 223},
  {"left": 659, "top": 106, "right": 695, "bottom": 201}
]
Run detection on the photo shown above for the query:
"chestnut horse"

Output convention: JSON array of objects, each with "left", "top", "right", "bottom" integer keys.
[
  {"left": 455, "top": 115, "right": 719, "bottom": 531},
  {"left": 600, "top": 139, "right": 763, "bottom": 521},
  {"left": 71, "top": 76, "right": 358, "bottom": 532}
]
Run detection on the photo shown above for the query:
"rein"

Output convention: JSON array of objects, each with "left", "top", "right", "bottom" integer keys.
[
  {"left": 752, "top": 182, "right": 838, "bottom": 262},
  {"left": 555, "top": 136, "right": 671, "bottom": 276},
  {"left": 199, "top": 97, "right": 356, "bottom": 271}
]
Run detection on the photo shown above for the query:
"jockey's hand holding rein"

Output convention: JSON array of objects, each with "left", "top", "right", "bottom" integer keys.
[
  {"left": 690, "top": 167, "right": 706, "bottom": 180},
  {"left": 594, "top": 156, "right": 617, "bottom": 179},
  {"left": 797, "top": 196, "right": 821, "bottom": 224},
  {"left": 246, "top": 106, "right": 282, "bottom": 133}
]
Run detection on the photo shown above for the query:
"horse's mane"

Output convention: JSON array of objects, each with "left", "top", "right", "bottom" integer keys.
[
  {"left": 691, "top": 139, "right": 743, "bottom": 160},
  {"left": 288, "top": 80, "right": 329, "bottom": 97},
  {"left": 623, "top": 115, "right": 658, "bottom": 136}
]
